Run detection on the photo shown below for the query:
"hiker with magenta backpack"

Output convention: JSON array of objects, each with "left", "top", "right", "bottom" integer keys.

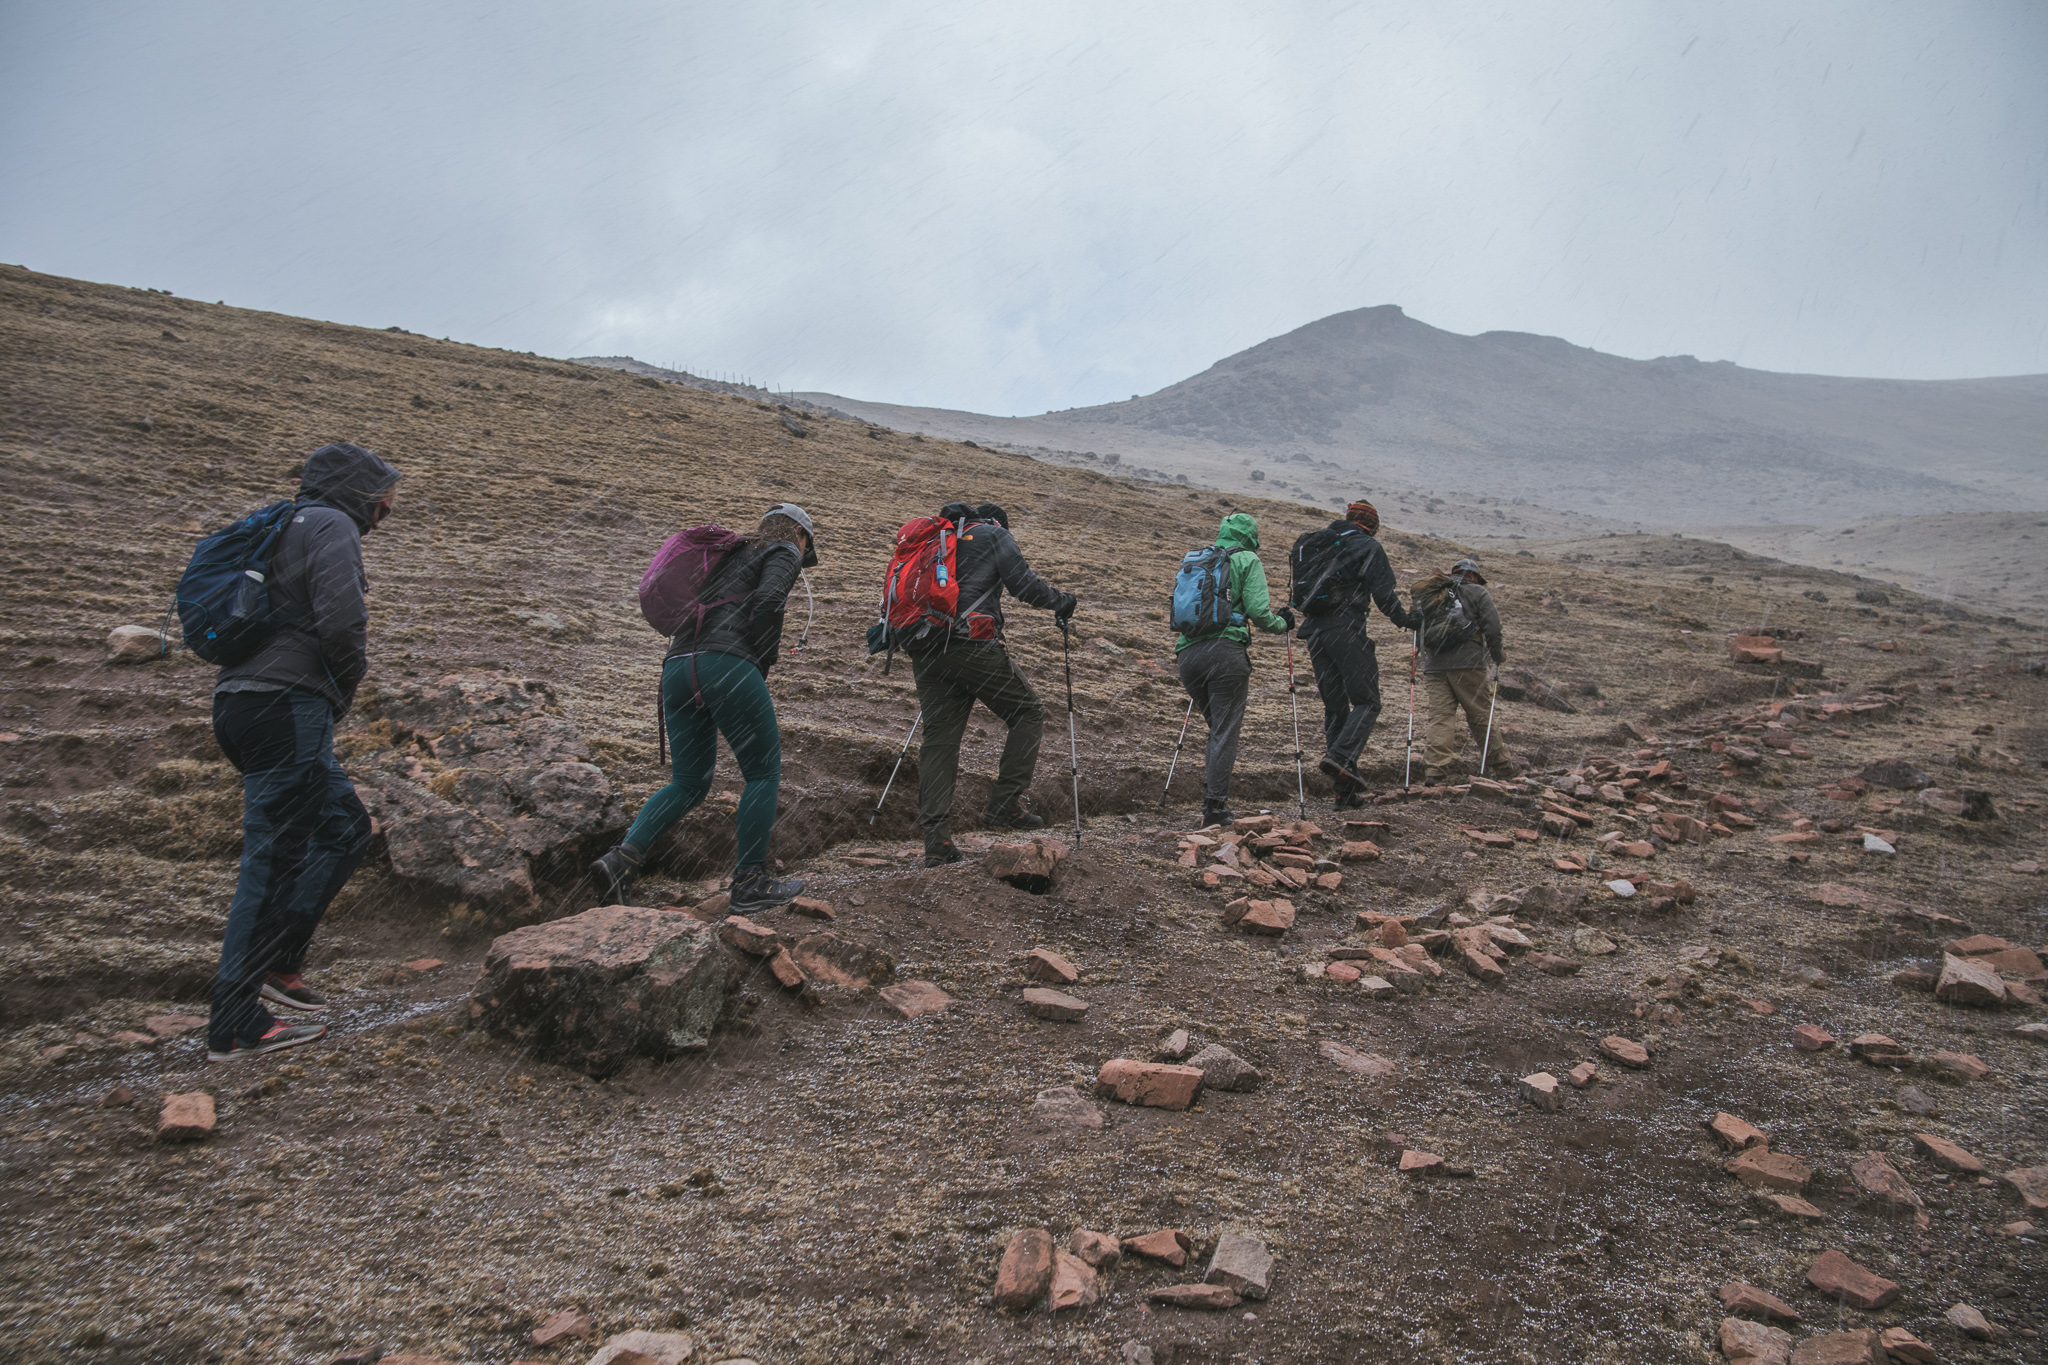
[
  {"left": 871, "top": 502, "right": 1076, "bottom": 867},
  {"left": 179, "top": 441, "right": 400, "bottom": 1062},
  {"left": 1289, "top": 499, "right": 1420, "bottom": 809},
  {"left": 1416, "top": 556, "right": 1518, "bottom": 783},
  {"left": 1170, "top": 512, "right": 1294, "bottom": 826},
  {"left": 590, "top": 505, "right": 818, "bottom": 910}
]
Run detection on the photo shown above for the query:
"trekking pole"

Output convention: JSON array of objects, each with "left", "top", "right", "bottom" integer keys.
[
  {"left": 1284, "top": 629, "right": 1307, "bottom": 821},
  {"left": 1478, "top": 668, "right": 1499, "bottom": 777},
  {"left": 871, "top": 709, "right": 921, "bottom": 824},
  {"left": 1059, "top": 616, "right": 1083, "bottom": 845},
  {"left": 1160, "top": 697, "right": 1196, "bottom": 805},
  {"left": 1403, "top": 626, "right": 1419, "bottom": 790}
]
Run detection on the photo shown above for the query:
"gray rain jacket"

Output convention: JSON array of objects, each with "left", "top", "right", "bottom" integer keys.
[
  {"left": 213, "top": 443, "right": 400, "bottom": 716},
  {"left": 1420, "top": 579, "right": 1505, "bottom": 674}
]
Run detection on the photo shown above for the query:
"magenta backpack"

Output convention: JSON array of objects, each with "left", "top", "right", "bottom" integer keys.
[{"left": 639, "top": 525, "right": 747, "bottom": 637}]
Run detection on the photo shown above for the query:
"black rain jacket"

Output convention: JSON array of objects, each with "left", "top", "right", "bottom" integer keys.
[
  {"left": 665, "top": 539, "right": 803, "bottom": 673},
  {"left": 1298, "top": 519, "right": 1420, "bottom": 637},
  {"left": 913, "top": 517, "right": 1066, "bottom": 648}
]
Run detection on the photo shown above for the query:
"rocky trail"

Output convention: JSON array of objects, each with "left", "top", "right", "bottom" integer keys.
[{"left": 1, "top": 265, "right": 2044, "bottom": 1364}]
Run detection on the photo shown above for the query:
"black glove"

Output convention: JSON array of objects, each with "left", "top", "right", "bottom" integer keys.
[
  {"left": 1053, "top": 591, "right": 1078, "bottom": 621},
  {"left": 1277, "top": 606, "right": 1297, "bottom": 630}
]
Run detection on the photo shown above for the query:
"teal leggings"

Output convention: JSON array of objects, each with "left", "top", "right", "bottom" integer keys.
[{"left": 622, "top": 652, "right": 782, "bottom": 867}]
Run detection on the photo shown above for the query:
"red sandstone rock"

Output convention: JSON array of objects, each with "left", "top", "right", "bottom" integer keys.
[
  {"left": 1718, "top": 1282, "right": 1800, "bottom": 1323},
  {"left": 1725, "top": 1148, "right": 1813, "bottom": 1192},
  {"left": 530, "top": 1308, "right": 593, "bottom": 1347},
  {"left": 879, "top": 981, "right": 952, "bottom": 1019},
  {"left": 1095, "top": 1060, "right": 1203, "bottom": 1110},
  {"left": 1021, "top": 987, "right": 1089, "bottom": 1021},
  {"left": 1024, "top": 948, "right": 1078, "bottom": 983},
  {"left": 1706, "top": 1112, "right": 1768, "bottom": 1151},
  {"left": 1598, "top": 1035, "right": 1650, "bottom": 1069},
  {"left": 1121, "top": 1228, "right": 1193, "bottom": 1267},
  {"left": 1147, "top": 1283, "right": 1241, "bottom": 1310},
  {"left": 993, "top": 1229, "right": 1055, "bottom": 1309},
  {"left": 1804, "top": 1249, "right": 1900, "bottom": 1309},
  {"left": 985, "top": 837, "right": 1068, "bottom": 892},
  {"left": 1910, "top": 1132, "right": 1983, "bottom": 1173},
  {"left": 1792, "top": 1024, "right": 1836, "bottom": 1052},
  {"left": 156, "top": 1092, "right": 215, "bottom": 1142}
]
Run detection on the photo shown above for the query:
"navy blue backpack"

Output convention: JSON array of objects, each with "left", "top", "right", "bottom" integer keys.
[
  {"left": 1171, "top": 544, "right": 1241, "bottom": 636},
  {"left": 173, "top": 501, "right": 300, "bottom": 664}
]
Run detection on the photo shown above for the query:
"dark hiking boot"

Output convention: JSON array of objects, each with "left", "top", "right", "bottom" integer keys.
[
  {"left": 1334, "top": 791, "right": 1369, "bottom": 810},
  {"left": 1317, "top": 754, "right": 1367, "bottom": 794},
  {"left": 206, "top": 1020, "right": 328, "bottom": 1064},
  {"left": 729, "top": 863, "right": 804, "bottom": 913},
  {"left": 984, "top": 799, "right": 1045, "bottom": 831},
  {"left": 1201, "top": 801, "right": 1237, "bottom": 827},
  {"left": 1422, "top": 769, "right": 1451, "bottom": 786},
  {"left": 923, "top": 841, "right": 964, "bottom": 868},
  {"left": 590, "top": 844, "right": 643, "bottom": 906},
  {"left": 260, "top": 972, "right": 328, "bottom": 1012}
]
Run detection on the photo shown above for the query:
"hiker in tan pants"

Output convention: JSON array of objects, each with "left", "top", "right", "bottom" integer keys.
[{"left": 1420, "top": 558, "right": 1517, "bottom": 782}]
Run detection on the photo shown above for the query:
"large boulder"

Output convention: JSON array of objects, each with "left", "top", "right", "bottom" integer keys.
[
  {"left": 470, "top": 905, "right": 735, "bottom": 1074},
  {"left": 345, "top": 673, "right": 625, "bottom": 917}
]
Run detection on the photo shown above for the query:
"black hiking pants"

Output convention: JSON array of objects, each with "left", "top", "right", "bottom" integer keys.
[
  {"left": 1303, "top": 610, "right": 1383, "bottom": 771},
  {"left": 1176, "top": 637, "right": 1251, "bottom": 804},
  {"left": 908, "top": 640, "right": 1044, "bottom": 850}
]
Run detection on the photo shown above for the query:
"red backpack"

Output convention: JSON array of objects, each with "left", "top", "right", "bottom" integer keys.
[
  {"left": 865, "top": 515, "right": 965, "bottom": 669},
  {"left": 639, "top": 525, "right": 747, "bottom": 637}
]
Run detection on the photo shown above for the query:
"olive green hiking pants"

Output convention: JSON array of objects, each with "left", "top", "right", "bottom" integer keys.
[
  {"left": 909, "top": 641, "right": 1044, "bottom": 849},
  {"left": 1423, "top": 667, "right": 1513, "bottom": 779}
]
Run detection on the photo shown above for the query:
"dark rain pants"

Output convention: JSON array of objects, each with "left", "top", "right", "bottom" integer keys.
[
  {"left": 209, "top": 688, "right": 372, "bottom": 1051},
  {"left": 1176, "top": 638, "right": 1251, "bottom": 803},
  {"left": 1303, "top": 609, "right": 1383, "bottom": 771},
  {"left": 909, "top": 641, "right": 1044, "bottom": 849}
]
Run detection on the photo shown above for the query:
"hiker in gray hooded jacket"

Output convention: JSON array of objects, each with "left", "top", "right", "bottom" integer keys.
[{"left": 206, "top": 441, "right": 400, "bottom": 1062}]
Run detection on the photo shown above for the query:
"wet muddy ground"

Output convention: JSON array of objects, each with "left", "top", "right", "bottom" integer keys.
[{"left": 1, "top": 265, "right": 2044, "bottom": 1363}]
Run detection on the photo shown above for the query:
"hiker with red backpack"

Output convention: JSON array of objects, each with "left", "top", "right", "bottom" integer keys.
[
  {"left": 590, "top": 504, "right": 818, "bottom": 910},
  {"left": 1416, "top": 556, "right": 1517, "bottom": 783},
  {"left": 1288, "top": 499, "right": 1420, "bottom": 809},
  {"left": 873, "top": 501, "right": 1076, "bottom": 866},
  {"left": 1170, "top": 512, "right": 1295, "bottom": 826},
  {"left": 188, "top": 441, "right": 400, "bottom": 1062}
]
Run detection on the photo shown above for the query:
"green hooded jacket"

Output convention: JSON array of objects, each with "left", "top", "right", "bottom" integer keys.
[{"left": 1174, "top": 512, "right": 1291, "bottom": 652}]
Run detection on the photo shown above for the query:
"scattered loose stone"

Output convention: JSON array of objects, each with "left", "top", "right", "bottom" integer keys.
[
  {"left": 1024, "top": 948, "right": 1079, "bottom": 984},
  {"left": 1598, "top": 1035, "right": 1650, "bottom": 1069},
  {"left": 1847, "top": 1034, "right": 1911, "bottom": 1066},
  {"left": 1928, "top": 1049, "right": 1990, "bottom": 1080},
  {"left": 985, "top": 837, "right": 1068, "bottom": 893},
  {"left": 1848, "top": 1154, "right": 1923, "bottom": 1215},
  {"left": 1325, "top": 961, "right": 1362, "bottom": 984},
  {"left": 879, "top": 981, "right": 953, "bottom": 1019},
  {"left": 156, "top": 1092, "right": 216, "bottom": 1143},
  {"left": 1571, "top": 927, "right": 1619, "bottom": 956},
  {"left": 1792, "top": 1025, "right": 1835, "bottom": 1052},
  {"left": 1910, "top": 1132, "right": 1984, "bottom": 1173},
  {"left": 786, "top": 896, "right": 835, "bottom": 921},
  {"left": 1153, "top": 1029, "right": 1191, "bottom": 1061},
  {"left": 1726, "top": 1148, "right": 1813, "bottom": 1192},
  {"left": 2014, "top": 1020, "right": 2048, "bottom": 1043},
  {"left": 1719, "top": 1282, "right": 1801, "bottom": 1323},
  {"left": 1718, "top": 1316, "right": 1793, "bottom": 1365},
  {"left": 1186, "top": 1044, "right": 1262, "bottom": 1092},
  {"left": 717, "top": 915, "right": 781, "bottom": 956},
  {"left": 1147, "top": 1284, "right": 1240, "bottom": 1310},
  {"left": 1520, "top": 1072, "right": 1561, "bottom": 1111},
  {"left": 1121, "top": 1228, "right": 1193, "bottom": 1267},
  {"left": 1068, "top": 1229, "right": 1121, "bottom": 1268},
  {"left": 1048, "top": 1251, "right": 1100, "bottom": 1311},
  {"left": 1878, "top": 1327, "right": 1935, "bottom": 1364},
  {"left": 1998, "top": 1220, "right": 2035, "bottom": 1238},
  {"left": 788, "top": 934, "right": 891, "bottom": 987},
  {"left": 1568, "top": 1061, "right": 1598, "bottom": 1088},
  {"left": 1021, "top": 987, "right": 1090, "bottom": 1022},
  {"left": 2002, "top": 1166, "right": 2048, "bottom": 1212},
  {"left": 1787, "top": 1329, "right": 1885, "bottom": 1365},
  {"left": 1943, "top": 1302, "right": 2002, "bottom": 1341},
  {"left": 1894, "top": 1086, "right": 1940, "bottom": 1117},
  {"left": 1529, "top": 951, "right": 1582, "bottom": 976},
  {"left": 142, "top": 1013, "right": 206, "bottom": 1039},
  {"left": 993, "top": 1229, "right": 1055, "bottom": 1309},
  {"left": 1935, "top": 952, "right": 2008, "bottom": 1007},
  {"left": 1707, "top": 1112, "right": 1769, "bottom": 1151},
  {"left": 1763, "top": 1193, "right": 1826, "bottom": 1220},
  {"left": 1095, "top": 1060, "right": 1204, "bottom": 1110},
  {"left": 1031, "top": 1086, "right": 1104, "bottom": 1132},
  {"left": 1399, "top": 1150, "right": 1445, "bottom": 1176},
  {"left": 588, "top": 1331, "right": 695, "bottom": 1365},
  {"left": 1203, "top": 1228, "right": 1273, "bottom": 1300},
  {"left": 1319, "top": 1040, "right": 1395, "bottom": 1079},
  {"left": 1358, "top": 975, "right": 1398, "bottom": 1000},
  {"left": 767, "top": 946, "right": 806, "bottom": 990},
  {"left": 97, "top": 1084, "right": 135, "bottom": 1109},
  {"left": 1804, "top": 1249, "right": 1900, "bottom": 1309},
  {"left": 531, "top": 1308, "right": 593, "bottom": 1347}
]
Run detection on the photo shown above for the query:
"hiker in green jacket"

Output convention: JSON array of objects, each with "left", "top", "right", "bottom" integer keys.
[{"left": 1175, "top": 512, "right": 1294, "bottom": 825}]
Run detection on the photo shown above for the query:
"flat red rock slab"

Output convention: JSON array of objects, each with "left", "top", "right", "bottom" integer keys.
[
  {"left": 878, "top": 981, "right": 952, "bottom": 1019},
  {"left": 1320, "top": 1041, "right": 1396, "bottom": 1079},
  {"left": 1726, "top": 1148, "right": 1813, "bottom": 1192},
  {"left": 1805, "top": 1249, "right": 1900, "bottom": 1309},
  {"left": 157, "top": 1092, "right": 216, "bottom": 1143},
  {"left": 1706, "top": 1112, "right": 1769, "bottom": 1151},
  {"left": 1718, "top": 1281, "right": 1801, "bottom": 1323},
  {"left": 992, "top": 1229, "right": 1054, "bottom": 1309},
  {"left": 1599, "top": 1035, "right": 1651, "bottom": 1068},
  {"left": 1929, "top": 1049, "right": 1990, "bottom": 1080},
  {"left": 1788, "top": 1328, "right": 1887, "bottom": 1364},
  {"left": 1095, "top": 1060, "right": 1203, "bottom": 1110},
  {"left": 1792, "top": 1024, "right": 1836, "bottom": 1052},
  {"left": 786, "top": 896, "right": 835, "bottom": 921},
  {"left": 1398, "top": 1149, "right": 1445, "bottom": 1175},
  {"left": 2004, "top": 1166, "right": 2048, "bottom": 1212},
  {"left": 1024, "top": 948, "right": 1078, "bottom": 983},
  {"left": 1120, "top": 1228, "right": 1193, "bottom": 1266},
  {"left": 1765, "top": 1193, "right": 1826, "bottom": 1220},
  {"left": 1148, "top": 1283, "right": 1241, "bottom": 1310},
  {"left": 1021, "top": 987, "right": 1089, "bottom": 1021},
  {"left": 1909, "top": 1132, "right": 1983, "bottom": 1174}
]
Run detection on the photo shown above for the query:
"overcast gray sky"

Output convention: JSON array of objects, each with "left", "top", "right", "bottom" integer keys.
[{"left": 4, "top": 1, "right": 2045, "bottom": 415}]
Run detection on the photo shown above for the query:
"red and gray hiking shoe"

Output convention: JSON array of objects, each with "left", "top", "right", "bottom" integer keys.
[
  {"left": 260, "top": 972, "right": 328, "bottom": 1012},
  {"left": 206, "top": 1020, "right": 328, "bottom": 1063}
]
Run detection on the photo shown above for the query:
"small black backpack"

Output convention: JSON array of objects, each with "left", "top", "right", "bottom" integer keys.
[{"left": 1288, "top": 525, "right": 1361, "bottom": 616}]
